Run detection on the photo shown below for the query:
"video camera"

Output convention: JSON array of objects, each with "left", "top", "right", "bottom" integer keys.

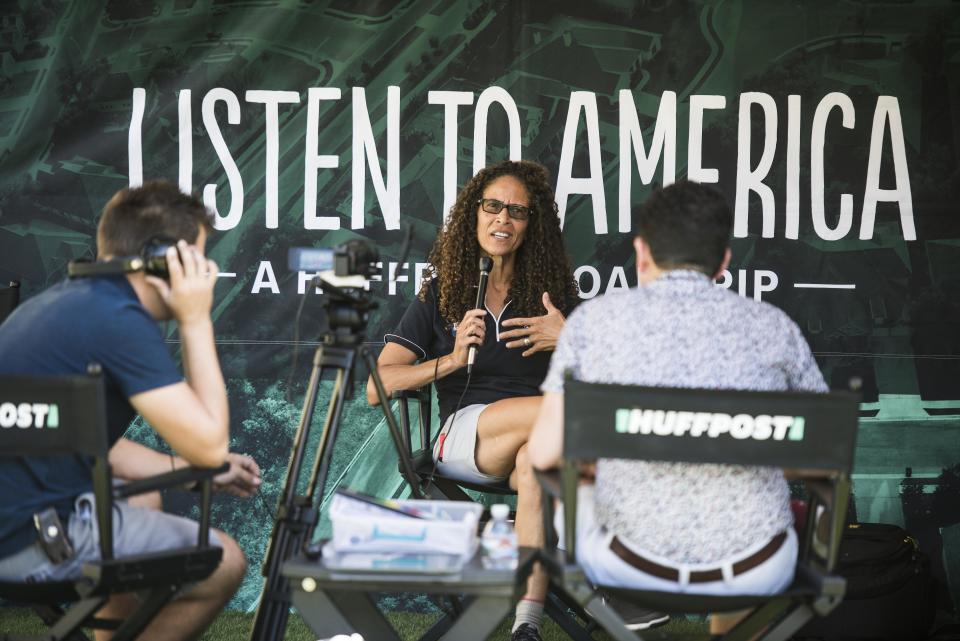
[{"left": 287, "top": 240, "right": 380, "bottom": 284}]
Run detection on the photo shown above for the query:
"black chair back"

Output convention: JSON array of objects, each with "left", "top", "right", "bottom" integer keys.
[
  {"left": 0, "top": 369, "right": 109, "bottom": 459},
  {"left": 564, "top": 378, "right": 859, "bottom": 472},
  {"left": 0, "top": 367, "right": 117, "bottom": 562}
]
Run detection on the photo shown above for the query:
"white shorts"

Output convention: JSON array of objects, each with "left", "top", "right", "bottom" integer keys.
[
  {"left": 432, "top": 403, "right": 509, "bottom": 485},
  {"left": 556, "top": 485, "right": 797, "bottom": 595}
]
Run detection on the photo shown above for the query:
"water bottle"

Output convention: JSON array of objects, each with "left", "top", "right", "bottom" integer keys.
[{"left": 480, "top": 503, "right": 518, "bottom": 570}]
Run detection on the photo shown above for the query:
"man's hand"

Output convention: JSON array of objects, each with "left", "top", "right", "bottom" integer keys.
[
  {"left": 213, "top": 453, "right": 262, "bottom": 497},
  {"left": 501, "top": 292, "right": 565, "bottom": 356},
  {"left": 145, "top": 239, "right": 218, "bottom": 327}
]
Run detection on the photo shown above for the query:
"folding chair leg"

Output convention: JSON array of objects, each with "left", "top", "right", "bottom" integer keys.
[
  {"left": 718, "top": 597, "right": 804, "bottom": 641},
  {"left": 110, "top": 584, "right": 179, "bottom": 641},
  {"left": 544, "top": 591, "right": 594, "bottom": 641},
  {"left": 750, "top": 603, "right": 814, "bottom": 641},
  {"left": 417, "top": 597, "right": 463, "bottom": 641},
  {"left": 46, "top": 597, "right": 106, "bottom": 641},
  {"left": 580, "top": 593, "right": 643, "bottom": 641},
  {"left": 418, "top": 614, "right": 457, "bottom": 641},
  {"left": 30, "top": 604, "right": 65, "bottom": 626}
]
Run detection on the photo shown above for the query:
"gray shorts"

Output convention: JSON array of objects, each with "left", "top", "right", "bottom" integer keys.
[
  {"left": 432, "top": 403, "right": 508, "bottom": 484},
  {"left": 0, "top": 492, "right": 220, "bottom": 583}
]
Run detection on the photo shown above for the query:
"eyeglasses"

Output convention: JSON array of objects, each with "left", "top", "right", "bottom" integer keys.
[{"left": 477, "top": 198, "right": 532, "bottom": 221}]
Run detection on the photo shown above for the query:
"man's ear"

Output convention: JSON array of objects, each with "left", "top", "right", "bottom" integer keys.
[
  {"left": 633, "top": 236, "right": 650, "bottom": 274},
  {"left": 713, "top": 247, "right": 732, "bottom": 280}
]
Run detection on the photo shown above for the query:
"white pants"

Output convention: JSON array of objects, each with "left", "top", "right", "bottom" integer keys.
[{"left": 557, "top": 486, "right": 797, "bottom": 595}]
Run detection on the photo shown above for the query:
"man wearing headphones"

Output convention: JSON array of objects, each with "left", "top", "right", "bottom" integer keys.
[{"left": 0, "top": 181, "right": 259, "bottom": 641}]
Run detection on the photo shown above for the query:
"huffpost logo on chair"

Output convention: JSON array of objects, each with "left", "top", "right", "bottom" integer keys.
[
  {"left": 0, "top": 402, "right": 60, "bottom": 429},
  {"left": 614, "top": 408, "right": 805, "bottom": 442}
]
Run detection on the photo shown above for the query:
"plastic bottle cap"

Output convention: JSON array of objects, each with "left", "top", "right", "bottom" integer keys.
[{"left": 490, "top": 504, "right": 510, "bottom": 520}]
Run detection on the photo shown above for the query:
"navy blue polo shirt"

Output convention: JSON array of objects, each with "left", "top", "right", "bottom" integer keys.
[
  {"left": 385, "top": 280, "right": 555, "bottom": 424},
  {"left": 0, "top": 276, "right": 182, "bottom": 558}
]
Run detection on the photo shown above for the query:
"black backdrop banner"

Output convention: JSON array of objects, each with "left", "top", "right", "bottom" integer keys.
[{"left": 1, "top": 0, "right": 958, "bottom": 611}]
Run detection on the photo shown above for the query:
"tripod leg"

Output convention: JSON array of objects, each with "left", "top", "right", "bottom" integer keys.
[{"left": 250, "top": 345, "right": 331, "bottom": 641}]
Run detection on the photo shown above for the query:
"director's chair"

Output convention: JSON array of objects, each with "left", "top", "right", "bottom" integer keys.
[
  {"left": 387, "top": 387, "right": 596, "bottom": 641},
  {"left": 532, "top": 378, "right": 860, "bottom": 641},
  {"left": 0, "top": 366, "right": 228, "bottom": 641}
]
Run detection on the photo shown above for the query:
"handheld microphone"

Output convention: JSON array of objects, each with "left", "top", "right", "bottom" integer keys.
[{"left": 467, "top": 256, "right": 493, "bottom": 375}]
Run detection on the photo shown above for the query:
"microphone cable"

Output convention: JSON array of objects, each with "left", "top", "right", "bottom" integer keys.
[{"left": 425, "top": 257, "right": 491, "bottom": 489}]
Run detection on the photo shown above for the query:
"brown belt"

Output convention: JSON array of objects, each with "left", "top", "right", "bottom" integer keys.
[{"left": 609, "top": 531, "right": 788, "bottom": 583}]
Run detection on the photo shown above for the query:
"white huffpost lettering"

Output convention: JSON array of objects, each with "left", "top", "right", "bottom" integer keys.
[{"left": 772, "top": 415, "right": 794, "bottom": 440}]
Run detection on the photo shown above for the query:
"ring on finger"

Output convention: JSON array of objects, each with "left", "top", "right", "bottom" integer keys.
[{"left": 523, "top": 337, "right": 531, "bottom": 347}]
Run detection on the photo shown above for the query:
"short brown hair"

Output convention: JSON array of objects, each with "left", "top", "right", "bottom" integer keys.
[
  {"left": 97, "top": 181, "right": 213, "bottom": 257},
  {"left": 633, "top": 181, "right": 732, "bottom": 275}
]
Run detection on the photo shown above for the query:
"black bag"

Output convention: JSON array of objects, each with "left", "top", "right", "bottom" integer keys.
[{"left": 799, "top": 522, "right": 937, "bottom": 641}]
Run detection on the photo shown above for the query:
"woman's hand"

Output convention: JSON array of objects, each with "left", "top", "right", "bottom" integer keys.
[
  {"left": 451, "top": 308, "right": 487, "bottom": 367},
  {"left": 501, "top": 292, "right": 565, "bottom": 356}
]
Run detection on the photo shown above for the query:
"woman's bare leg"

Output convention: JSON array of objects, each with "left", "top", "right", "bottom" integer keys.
[
  {"left": 474, "top": 397, "right": 549, "bottom": 606},
  {"left": 474, "top": 396, "right": 542, "bottom": 478}
]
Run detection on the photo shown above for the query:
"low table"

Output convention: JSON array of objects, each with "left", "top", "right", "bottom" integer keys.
[{"left": 282, "top": 545, "right": 537, "bottom": 641}]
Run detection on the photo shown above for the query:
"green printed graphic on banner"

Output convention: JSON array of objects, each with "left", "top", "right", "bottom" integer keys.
[{"left": 1, "top": 0, "right": 958, "bottom": 611}]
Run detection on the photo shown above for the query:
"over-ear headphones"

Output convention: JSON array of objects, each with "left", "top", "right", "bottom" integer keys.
[{"left": 68, "top": 236, "right": 178, "bottom": 280}]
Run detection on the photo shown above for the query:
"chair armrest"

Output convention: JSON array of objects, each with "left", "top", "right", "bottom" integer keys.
[
  {"left": 390, "top": 388, "right": 430, "bottom": 403},
  {"left": 535, "top": 469, "right": 563, "bottom": 498},
  {"left": 113, "top": 463, "right": 229, "bottom": 499}
]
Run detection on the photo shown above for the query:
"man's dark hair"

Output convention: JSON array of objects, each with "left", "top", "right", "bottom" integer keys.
[
  {"left": 633, "top": 180, "right": 732, "bottom": 275},
  {"left": 97, "top": 181, "right": 213, "bottom": 257}
]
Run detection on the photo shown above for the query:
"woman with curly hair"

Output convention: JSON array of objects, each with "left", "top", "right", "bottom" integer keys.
[{"left": 367, "top": 159, "right": 577, "bottom": 641}]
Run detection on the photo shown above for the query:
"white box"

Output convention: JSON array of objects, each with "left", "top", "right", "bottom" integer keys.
[{"left": 329, "top": 495, "right": 483, "bottom": 559}]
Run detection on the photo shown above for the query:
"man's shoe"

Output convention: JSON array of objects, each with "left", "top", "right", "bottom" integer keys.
[
  {"left": 601, "top": 593, "right": 670, "bottom": 631},
  {"left": 511, "top": 623, "right": 542, "bottom": 641}
]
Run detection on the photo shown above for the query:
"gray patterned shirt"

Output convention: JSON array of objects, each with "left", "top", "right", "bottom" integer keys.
[{"left": 542, "top": 269, "right": 827, "bottom": 564}]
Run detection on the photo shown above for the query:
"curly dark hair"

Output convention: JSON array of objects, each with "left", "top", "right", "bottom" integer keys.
[{"left": 421, "top": 160, "right": 578, "bottom": 323}]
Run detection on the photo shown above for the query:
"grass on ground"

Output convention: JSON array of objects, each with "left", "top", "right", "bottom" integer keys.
[{"left": 1, "top": 606, "right": 710, "bottom": 640}]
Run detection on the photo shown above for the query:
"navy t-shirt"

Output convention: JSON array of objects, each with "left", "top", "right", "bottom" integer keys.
[
  {"left": 0, "top": 276, "right": 182, "bottom": 557},
  {"left": 384, "top": 280, "right": 555, "bottom": 424}
]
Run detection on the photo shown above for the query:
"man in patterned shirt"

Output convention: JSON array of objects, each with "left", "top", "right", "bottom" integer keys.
[{"left": 527, "top": 180, "right": 827, "bottom": 633}]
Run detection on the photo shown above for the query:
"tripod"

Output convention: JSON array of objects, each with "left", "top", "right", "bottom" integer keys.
[{"left": 249, "top": 282, "right": 424, "bottom": 641}]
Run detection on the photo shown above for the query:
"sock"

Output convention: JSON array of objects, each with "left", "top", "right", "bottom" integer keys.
[{"left": 512, "top": 598, "right": 544, "bottom": 633}]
